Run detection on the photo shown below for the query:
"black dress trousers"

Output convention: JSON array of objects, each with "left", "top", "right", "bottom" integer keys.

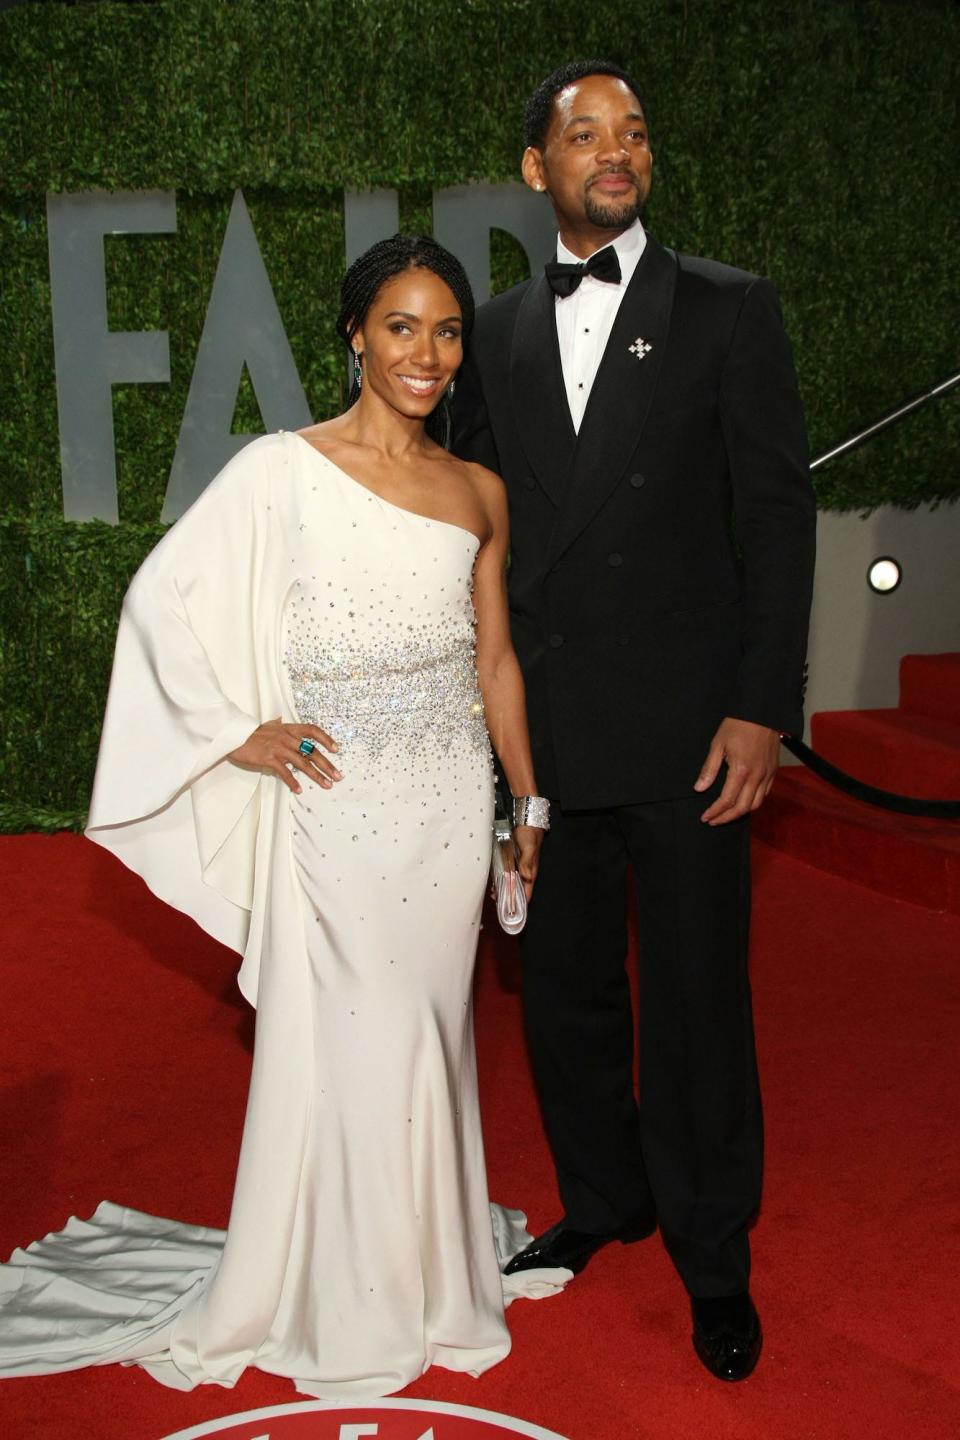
[{"left": 520, "top": 785, "right": 762, "bottom": 1299}]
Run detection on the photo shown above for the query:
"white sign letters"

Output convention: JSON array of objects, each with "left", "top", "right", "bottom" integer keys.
[{"left": 46, "top": 184, "right": 555, "bottom": 523}]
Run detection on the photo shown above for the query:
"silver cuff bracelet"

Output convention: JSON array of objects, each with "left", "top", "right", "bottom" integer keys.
[{"left": 512, "top": 795, "right": 551, "bottom": 830}]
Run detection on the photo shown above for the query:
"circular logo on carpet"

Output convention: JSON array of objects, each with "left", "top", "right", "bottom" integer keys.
[{"left": 159, "top": 1398, "right": 570, "bottom": 1440}]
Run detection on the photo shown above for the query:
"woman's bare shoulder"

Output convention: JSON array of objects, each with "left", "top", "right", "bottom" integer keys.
[
  {"left": 292, "top": 419, "right": 349, "bottom": 457},
  {"left": 458, "top": 458, "right": 507, "bottom": 519},
  {"left": 445, "top": 452, "right": 500, "bottom": 495}
]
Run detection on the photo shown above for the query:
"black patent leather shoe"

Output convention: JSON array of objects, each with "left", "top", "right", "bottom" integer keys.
[
  {"left": 502, "top": 1214, "right": 656, "bottom": 1276},
  {"left": 691, "top": 1293, "right": 762, "bottom": 1381}
]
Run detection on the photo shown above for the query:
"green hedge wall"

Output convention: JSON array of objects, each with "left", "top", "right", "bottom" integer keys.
[{"left": 1, "top": 0, "right": 958, "bottom": 830}]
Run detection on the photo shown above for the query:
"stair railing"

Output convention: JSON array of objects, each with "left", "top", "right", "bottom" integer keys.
[
  {"left": 783, "top": 367, "right": 960, "bottom": 819},
  {"left": 810, "top": 369, "right": 960, "bottom": 469}
]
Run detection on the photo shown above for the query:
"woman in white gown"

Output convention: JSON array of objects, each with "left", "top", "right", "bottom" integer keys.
[{"left": 0, "top": 236, "right": 567, "bottom": 1398}]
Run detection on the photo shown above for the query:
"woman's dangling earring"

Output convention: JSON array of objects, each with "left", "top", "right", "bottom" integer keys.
[
  {"left": 447, "top": 379, "right": 456, "bottom": 399},
  {"left": 353, "top": 350, "right": 363, "bottom": 390}
]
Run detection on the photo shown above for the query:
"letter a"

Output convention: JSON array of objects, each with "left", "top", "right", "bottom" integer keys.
[{"left": 163, "top": 189, "right": 312, "bottom": 521}]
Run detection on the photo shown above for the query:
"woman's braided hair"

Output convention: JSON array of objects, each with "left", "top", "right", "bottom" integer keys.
[{"left": 336, "top": 234, "right": 475, "bottom": 449}]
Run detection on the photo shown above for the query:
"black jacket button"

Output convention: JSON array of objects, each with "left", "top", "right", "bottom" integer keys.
[
  {"left": 525, "top": 478, "right": 536, "bottom": 491},
  {"left": 549, "top": 633, "right": 564, "bottom": 648},
  {"left": 608, "top": 552, "right": 623, "bottom": 567},
  {"left": 618, "top": 634, "right": 630, "bottom": 646},
  {"left": 629, "top": 473, "right": 646, "bottom": 488}
]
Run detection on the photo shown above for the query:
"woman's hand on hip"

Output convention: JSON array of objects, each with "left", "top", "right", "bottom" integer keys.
[{"left": 229, "top": 718, "right": 342, "bottom": 794}]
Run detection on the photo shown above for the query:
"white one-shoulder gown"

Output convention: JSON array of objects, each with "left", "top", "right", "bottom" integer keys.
[{"left": 0, "top": 434, "right": 567, "bottom": 1399}]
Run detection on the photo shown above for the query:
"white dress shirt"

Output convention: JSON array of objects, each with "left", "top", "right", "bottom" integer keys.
[{"left": 554, "top": 219, "right": 647, "bottom": 432}]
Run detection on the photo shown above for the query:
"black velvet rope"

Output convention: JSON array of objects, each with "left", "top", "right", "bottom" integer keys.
[{"left": 780, "top": 736, "right": 960, "bottom": 820}]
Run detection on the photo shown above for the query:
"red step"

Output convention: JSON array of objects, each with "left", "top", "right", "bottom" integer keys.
[
  {"left": 899, "top": 653, "right": 960, "bottom": 724},
  {"left": 754, "top": 767, "right": 960, "bottom": 915},
  {"left": 810, "top": 708, "right": 960, "bottom": 801}
]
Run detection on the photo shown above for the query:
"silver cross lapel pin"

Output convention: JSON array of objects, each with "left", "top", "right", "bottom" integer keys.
[{"left": 629, "top": 336, "right": 653, "bottom": 360}]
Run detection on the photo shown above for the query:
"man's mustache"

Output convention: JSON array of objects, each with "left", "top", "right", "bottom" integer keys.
[{"left": 587, "top": 169, "right": 638, "bottom": 186}]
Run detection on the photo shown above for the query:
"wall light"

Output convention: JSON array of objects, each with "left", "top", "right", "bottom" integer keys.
[{"left": 867, "top": 556, "right": 902, "bottom": 594}]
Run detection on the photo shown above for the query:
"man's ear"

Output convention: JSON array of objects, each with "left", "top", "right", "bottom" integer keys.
[{"left": 521, "top": 146, "right": 547, "bottom": 195}]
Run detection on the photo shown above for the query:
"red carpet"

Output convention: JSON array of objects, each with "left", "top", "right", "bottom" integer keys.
[
  {"left": 810, "top": 650, "right": 960, "bottom": 802},
  {"left": 756, "top": 654, "right": 960, "bottom": 914},
  {"left": 811, "top": 708, "right": 960, "bottom": 800},
  {"left": 1, "top": 832, "right": 959, "bottom": 1439},
  {"left": 901, "top": 653, "right": 960, "bottom": 724},
  {"left": 753, "top": 766, "right": 960, "bottom": 915}
]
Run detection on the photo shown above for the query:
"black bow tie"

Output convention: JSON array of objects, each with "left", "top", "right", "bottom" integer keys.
[{"left": 544, "top": 245, "right": 622, "bottom": 297}]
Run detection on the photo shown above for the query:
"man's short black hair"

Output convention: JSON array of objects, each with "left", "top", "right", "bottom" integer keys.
[{"left": 523, "top": 59, "right": 647, "bottom": 152}]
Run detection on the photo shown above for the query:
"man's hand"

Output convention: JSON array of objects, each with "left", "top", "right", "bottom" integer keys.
[{"left": 694, "top": 717, "right": 781, "bottom": 825}]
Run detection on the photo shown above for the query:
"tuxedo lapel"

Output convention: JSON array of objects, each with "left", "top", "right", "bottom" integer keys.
[
  {"left": 509, "top": 273, "right": 576, "bottom": 505},
  {"left": 546, "top": 237, "right": 678, "bottom": 569}
]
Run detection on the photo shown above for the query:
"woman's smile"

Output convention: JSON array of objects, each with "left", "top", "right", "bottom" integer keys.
[{"left": 395, "top": 373, "right": 442, "bottom": 396}]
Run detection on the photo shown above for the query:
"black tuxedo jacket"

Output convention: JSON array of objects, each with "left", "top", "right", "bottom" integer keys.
[{"left": 452, "top": 234, "right": 817, "bottom": 809}]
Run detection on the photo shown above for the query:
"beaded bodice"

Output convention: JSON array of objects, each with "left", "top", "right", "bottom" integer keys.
[{"left": 282, "top": 450, "right": 488, "bottom": 765}]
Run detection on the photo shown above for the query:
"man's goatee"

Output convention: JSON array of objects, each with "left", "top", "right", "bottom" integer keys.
[{"left": 584, "top": 195, "right": 645, "bottom": 229}]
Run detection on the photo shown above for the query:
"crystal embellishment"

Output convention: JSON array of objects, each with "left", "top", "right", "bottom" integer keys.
[
  {"left": 629, "top": 337, "right": 653, "bottom": 360},
  {"left": 284, "top": 581, "right": 489, "bottom": 766}
]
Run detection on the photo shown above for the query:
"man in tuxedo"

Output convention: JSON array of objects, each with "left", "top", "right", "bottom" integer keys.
[{"left": 452, "top": 59, "right": 816, "bottom": 1380}]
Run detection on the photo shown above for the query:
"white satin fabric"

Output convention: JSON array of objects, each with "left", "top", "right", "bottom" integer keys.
[
  {"left": 0, "top": 434, "right": 568, "bottom": 1397},
  {"left": 0, "top": 1203, "right": 562, "bottom": 1391}
]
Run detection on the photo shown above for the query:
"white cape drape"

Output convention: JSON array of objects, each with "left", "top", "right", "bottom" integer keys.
[{"left": 85, "top": 432, "right": 295, "bottom": 1004}]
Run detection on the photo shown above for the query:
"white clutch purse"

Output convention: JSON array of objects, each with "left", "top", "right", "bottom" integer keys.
[{"left": 491, "top": 776, "right": 528, "bottom": 935}]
